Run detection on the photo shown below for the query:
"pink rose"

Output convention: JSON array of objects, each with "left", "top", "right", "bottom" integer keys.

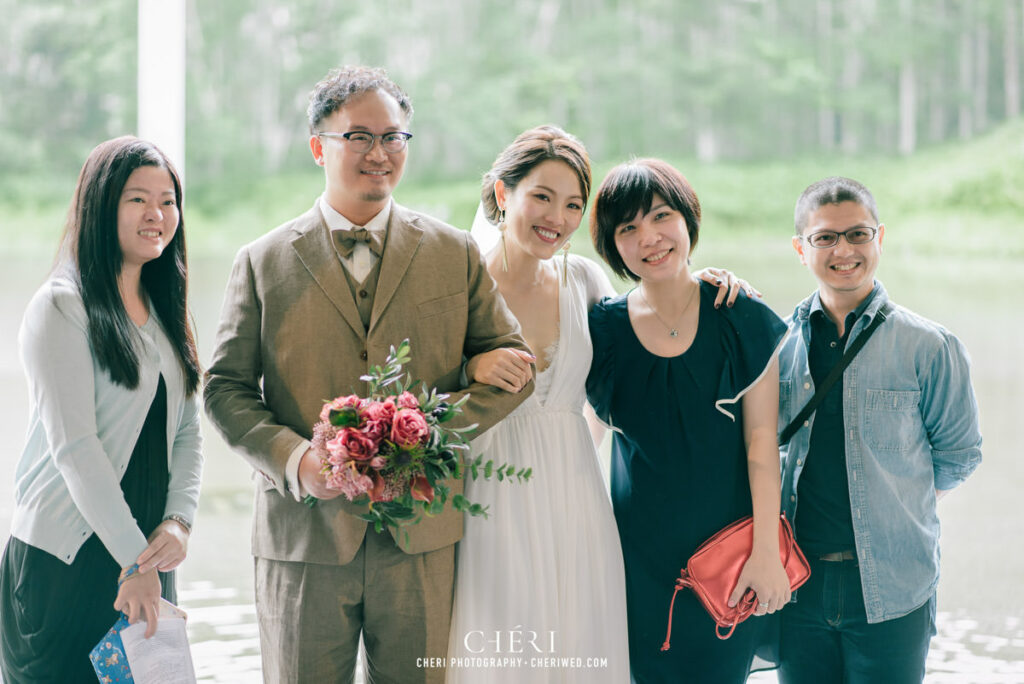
[
  {"left": 362, "top": 400, "right": 396, "bottom": 425},
  {"left": 361, "top": 419, "right": 389, "bottom": 443},
  {"left": 391, "top": 408, "right": 429, "bottom": 449},
  {"left": 396, "top": 391, "right": 420, "bottom": 410},
  {"left": 338, "top": 428, "right": 379, "bottom": 461}
]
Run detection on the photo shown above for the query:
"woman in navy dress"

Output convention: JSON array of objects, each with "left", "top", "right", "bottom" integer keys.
[{"left": 586, "top": 159, "right": 790, "bottom": 683}]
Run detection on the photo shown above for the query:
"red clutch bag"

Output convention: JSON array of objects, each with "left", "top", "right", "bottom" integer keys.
[{"left": 661, "top": 514, "right": 810, "bottom": 645}]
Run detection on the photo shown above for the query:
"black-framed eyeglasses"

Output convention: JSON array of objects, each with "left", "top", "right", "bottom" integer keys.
[
  {"left": 318, "top": 131, "right": 413, "bottom": 154},
  {"left": 802, "top": 226, "right": 879, "bottom": 249}
]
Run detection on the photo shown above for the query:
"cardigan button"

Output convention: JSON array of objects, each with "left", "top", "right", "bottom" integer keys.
[{"left": 360, "top": 350, "right": 368, "bottom": 361}]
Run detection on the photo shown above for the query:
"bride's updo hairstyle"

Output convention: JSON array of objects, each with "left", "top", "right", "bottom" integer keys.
[{"left": 480, "top": 125, "right": 591, "bottom": 224}]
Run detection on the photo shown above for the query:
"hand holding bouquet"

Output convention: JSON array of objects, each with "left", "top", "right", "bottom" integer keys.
[{"left": 306, "top": 340, "right": 531, "bottom": 542}]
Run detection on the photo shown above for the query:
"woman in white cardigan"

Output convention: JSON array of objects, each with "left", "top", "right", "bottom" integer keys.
[{"left": 0, "top": 136, "right": 203, "bottom": 682}]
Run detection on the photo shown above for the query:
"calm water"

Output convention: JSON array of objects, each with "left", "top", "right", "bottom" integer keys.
[{"left": 0, "top": 247, "right": 1021, "bottom": 683}]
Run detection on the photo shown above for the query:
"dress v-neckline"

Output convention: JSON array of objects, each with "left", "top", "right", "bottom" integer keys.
[{"left": 531, "top": 275, "right": 567, "bottom": 408}]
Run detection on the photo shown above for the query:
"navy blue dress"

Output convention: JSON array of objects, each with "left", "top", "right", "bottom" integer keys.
[{"left": 587, "top": 282, "right": 787, "bottom": 684}]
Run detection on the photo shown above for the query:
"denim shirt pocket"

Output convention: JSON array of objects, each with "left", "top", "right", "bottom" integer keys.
[
  {"left": 779, "top": 380, "right": 793, "bottom": 406},
  {"left": 863, "top": 389, "right": 923, "bottom": 452}
]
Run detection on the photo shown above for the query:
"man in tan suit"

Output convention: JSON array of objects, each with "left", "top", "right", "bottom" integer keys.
[{"left": 204, "top": 66, "right": 533, "bottom": 683}]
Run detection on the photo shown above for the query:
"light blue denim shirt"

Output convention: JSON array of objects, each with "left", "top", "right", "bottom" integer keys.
[
  {"left": 778, "top": 281, "right": 981, "bottom": 623},
  {"left": 10, "top": 276, "right": 203, "bottom": 568}
]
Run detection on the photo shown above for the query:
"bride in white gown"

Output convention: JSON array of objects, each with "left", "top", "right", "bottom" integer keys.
[{"left": 446, "top": 126, "right": 630, "bottom": 683}]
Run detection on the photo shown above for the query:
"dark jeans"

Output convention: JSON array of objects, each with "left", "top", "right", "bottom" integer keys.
[{"left": 778, "top": 557, "right": 935, "bottom": 684}]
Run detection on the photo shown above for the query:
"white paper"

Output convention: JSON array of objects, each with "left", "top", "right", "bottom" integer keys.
[{"left": 120, "top": 614, "right": 197, "bottom": 684}]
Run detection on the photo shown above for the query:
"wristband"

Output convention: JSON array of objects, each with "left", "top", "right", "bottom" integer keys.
[
  {"left": 163, "top": 514, "right": 192, "bottom": 534},
  {"left": 118, "top": 563, "right": 140, "bottom": 586}
]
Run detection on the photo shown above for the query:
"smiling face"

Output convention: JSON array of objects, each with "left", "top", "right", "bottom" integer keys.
[
  {"left": 496, "top": 159, "right": 585, "bottom": 261},
  {"left": 793, "top": 200, "right": 884, "bottom": 307},
  {"left": 612, "top": 194, "right": 692, "bottom": 283},
  {"left": 116, "top": 165, "right": 179, "bottom": 270},
  {"left": 310, "top": 88, "right": 409, "bottom": 224}
]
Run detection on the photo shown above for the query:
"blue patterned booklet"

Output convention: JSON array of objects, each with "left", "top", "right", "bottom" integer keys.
[{"left": 90, "top": 599, "right": 196, "bottom": 683}]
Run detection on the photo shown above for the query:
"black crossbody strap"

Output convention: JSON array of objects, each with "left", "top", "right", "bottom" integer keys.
[{"left": 778, "top": 302, "right": 893, "bottom": 446}]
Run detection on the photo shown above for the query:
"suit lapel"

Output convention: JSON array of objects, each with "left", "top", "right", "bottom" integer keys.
[
  {"left": 290, "top": 205, "right": 366, "bottom": 338},
  {"left": 370, "top": 205, "right": 424, "bottom": 334}
]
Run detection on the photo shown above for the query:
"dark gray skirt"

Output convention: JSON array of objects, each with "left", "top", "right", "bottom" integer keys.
[{"left": 0, "top": 375, "right": 176, "bottom": 683}]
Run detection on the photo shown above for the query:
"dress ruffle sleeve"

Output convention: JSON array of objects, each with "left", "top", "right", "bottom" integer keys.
[
  {"left": 712, "top": 291, "right": 788, "bottom": 421},
  {"left": 586, "top": 294, "right": 623, "bottom": 426}
]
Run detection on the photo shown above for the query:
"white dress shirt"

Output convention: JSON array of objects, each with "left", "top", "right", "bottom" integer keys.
[{"left": 283, "top": 197, "right": 393, "bottom": 500}]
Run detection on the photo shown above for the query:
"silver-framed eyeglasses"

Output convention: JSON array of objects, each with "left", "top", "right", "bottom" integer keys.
[
  {"left": 318, "top": 130, "right": 413, "bottom": 154},
  {"left": 802, "top": 226, "right": 879, "bottom": 249}
]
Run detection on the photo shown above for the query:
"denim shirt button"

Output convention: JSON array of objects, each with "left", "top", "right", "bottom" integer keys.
[
  {"left": 790, "top": 495, "right": 796, "bottom": 502},
  {"left": 803, "top": 420, "right": 809, "bottom": 427},
  {"left": 796, "top": 459, "right": 803, "bottom": 466},
  {"left": 803, "top": 382, "right": 811, "bottom": 390}
]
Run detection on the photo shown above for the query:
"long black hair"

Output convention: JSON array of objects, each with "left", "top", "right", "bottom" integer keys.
[{"left": 57, "top": 136, "right": 201, "bottom": 395}]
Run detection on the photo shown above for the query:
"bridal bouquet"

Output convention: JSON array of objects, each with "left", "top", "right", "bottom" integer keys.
[{"left": 306, "top": 340, "right": 531, "bottom": 541}]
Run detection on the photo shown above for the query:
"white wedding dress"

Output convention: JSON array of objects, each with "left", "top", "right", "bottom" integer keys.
[{"left": 446, "top": 254, "right": 630, "bottom": 683}]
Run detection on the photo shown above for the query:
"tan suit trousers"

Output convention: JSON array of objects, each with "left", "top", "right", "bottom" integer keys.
[{"left": 255, "top": 531, "right": 455, "bottom": 683}]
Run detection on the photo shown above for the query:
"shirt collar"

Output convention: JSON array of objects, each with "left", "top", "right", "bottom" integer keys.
[
  {"left": 319, "top": 195, "right": 392, "bottom": 233},
  {"left": 801, "top": 280, "right": 884, "bottom": 325}
]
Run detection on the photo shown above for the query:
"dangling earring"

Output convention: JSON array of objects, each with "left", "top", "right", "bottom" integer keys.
[
  {"left": 561, "top": 242, "right": 571, "bottom": 286},
  {"left": 498, "top": 208, "right": 509, "bottom": 272}
]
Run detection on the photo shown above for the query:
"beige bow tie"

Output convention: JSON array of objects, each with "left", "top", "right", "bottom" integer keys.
[{"left": 334, "top": 227, "right": 384, "bottom": 259}]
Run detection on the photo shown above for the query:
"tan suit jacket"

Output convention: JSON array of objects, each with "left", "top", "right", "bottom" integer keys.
[{"left": 204, "top": 201, "right": 532, "bottom": 564}]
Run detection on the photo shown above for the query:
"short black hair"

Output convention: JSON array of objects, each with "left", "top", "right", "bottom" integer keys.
[
  {"left": 307, "top": 65, "right": 413, "bottom": 134},
  {"left": 794, "top": 176, "right": 879, "bottom": 234},
  {"left": 590, "top": 158, "right": 701, "bottom": 282}
]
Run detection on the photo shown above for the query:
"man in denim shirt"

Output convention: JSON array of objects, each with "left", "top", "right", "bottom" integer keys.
[{"left": 776, "top": 177, "right": 982, "bottom": 684}]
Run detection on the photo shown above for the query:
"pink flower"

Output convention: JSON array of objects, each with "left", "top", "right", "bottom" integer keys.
[
  {"left": 338, "top": 428, "right": 379, "bottom": 461},
  {"left": 361, "top": 419, "right": 389, "bottom": 443},
  {"left": 396, "top": 391, "right": 420, "bottom": 410},
  {"left": 362, "top": 400, "right": 396, "bottom": 425},
  {"left": 368, "top": 471, "right": 407, "bottom": 502},
  {"left": 410, "top": 475, "right": 434, "bottom": 503},
  {"left": 391, "top": 408, "right": 430, "bottom": 449},
  {"left": 325, "top": 464, "right": 374, "bottom": 500},
  {"left": 320, "top": 394, "right": 362, "bottom": 427},
  {"left": 324, "top": 433, "right": 350, "bottom": 465},
  {"left": 310, "top": 422, "right": 337, "bottom": 453}
]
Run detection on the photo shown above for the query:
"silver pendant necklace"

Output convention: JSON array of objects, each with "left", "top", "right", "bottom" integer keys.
[{"left": 638, "top": 278, "right": 699, "bottom": 338}]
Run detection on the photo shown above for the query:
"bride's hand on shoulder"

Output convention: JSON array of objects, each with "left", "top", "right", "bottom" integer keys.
[
  {"left": 694, "top": 267, "right": 762, "bottom": 309},
  {"left": 467, "top": 348, "right": 536, "bottom": 393}
]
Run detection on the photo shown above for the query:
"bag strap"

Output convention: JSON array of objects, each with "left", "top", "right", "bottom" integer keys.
[
  {"left": 778, "top": 302, "right": 893, "bottom": 446},
  {"left": 660, "top": 573, "right": 691, "bottom": 651}
]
